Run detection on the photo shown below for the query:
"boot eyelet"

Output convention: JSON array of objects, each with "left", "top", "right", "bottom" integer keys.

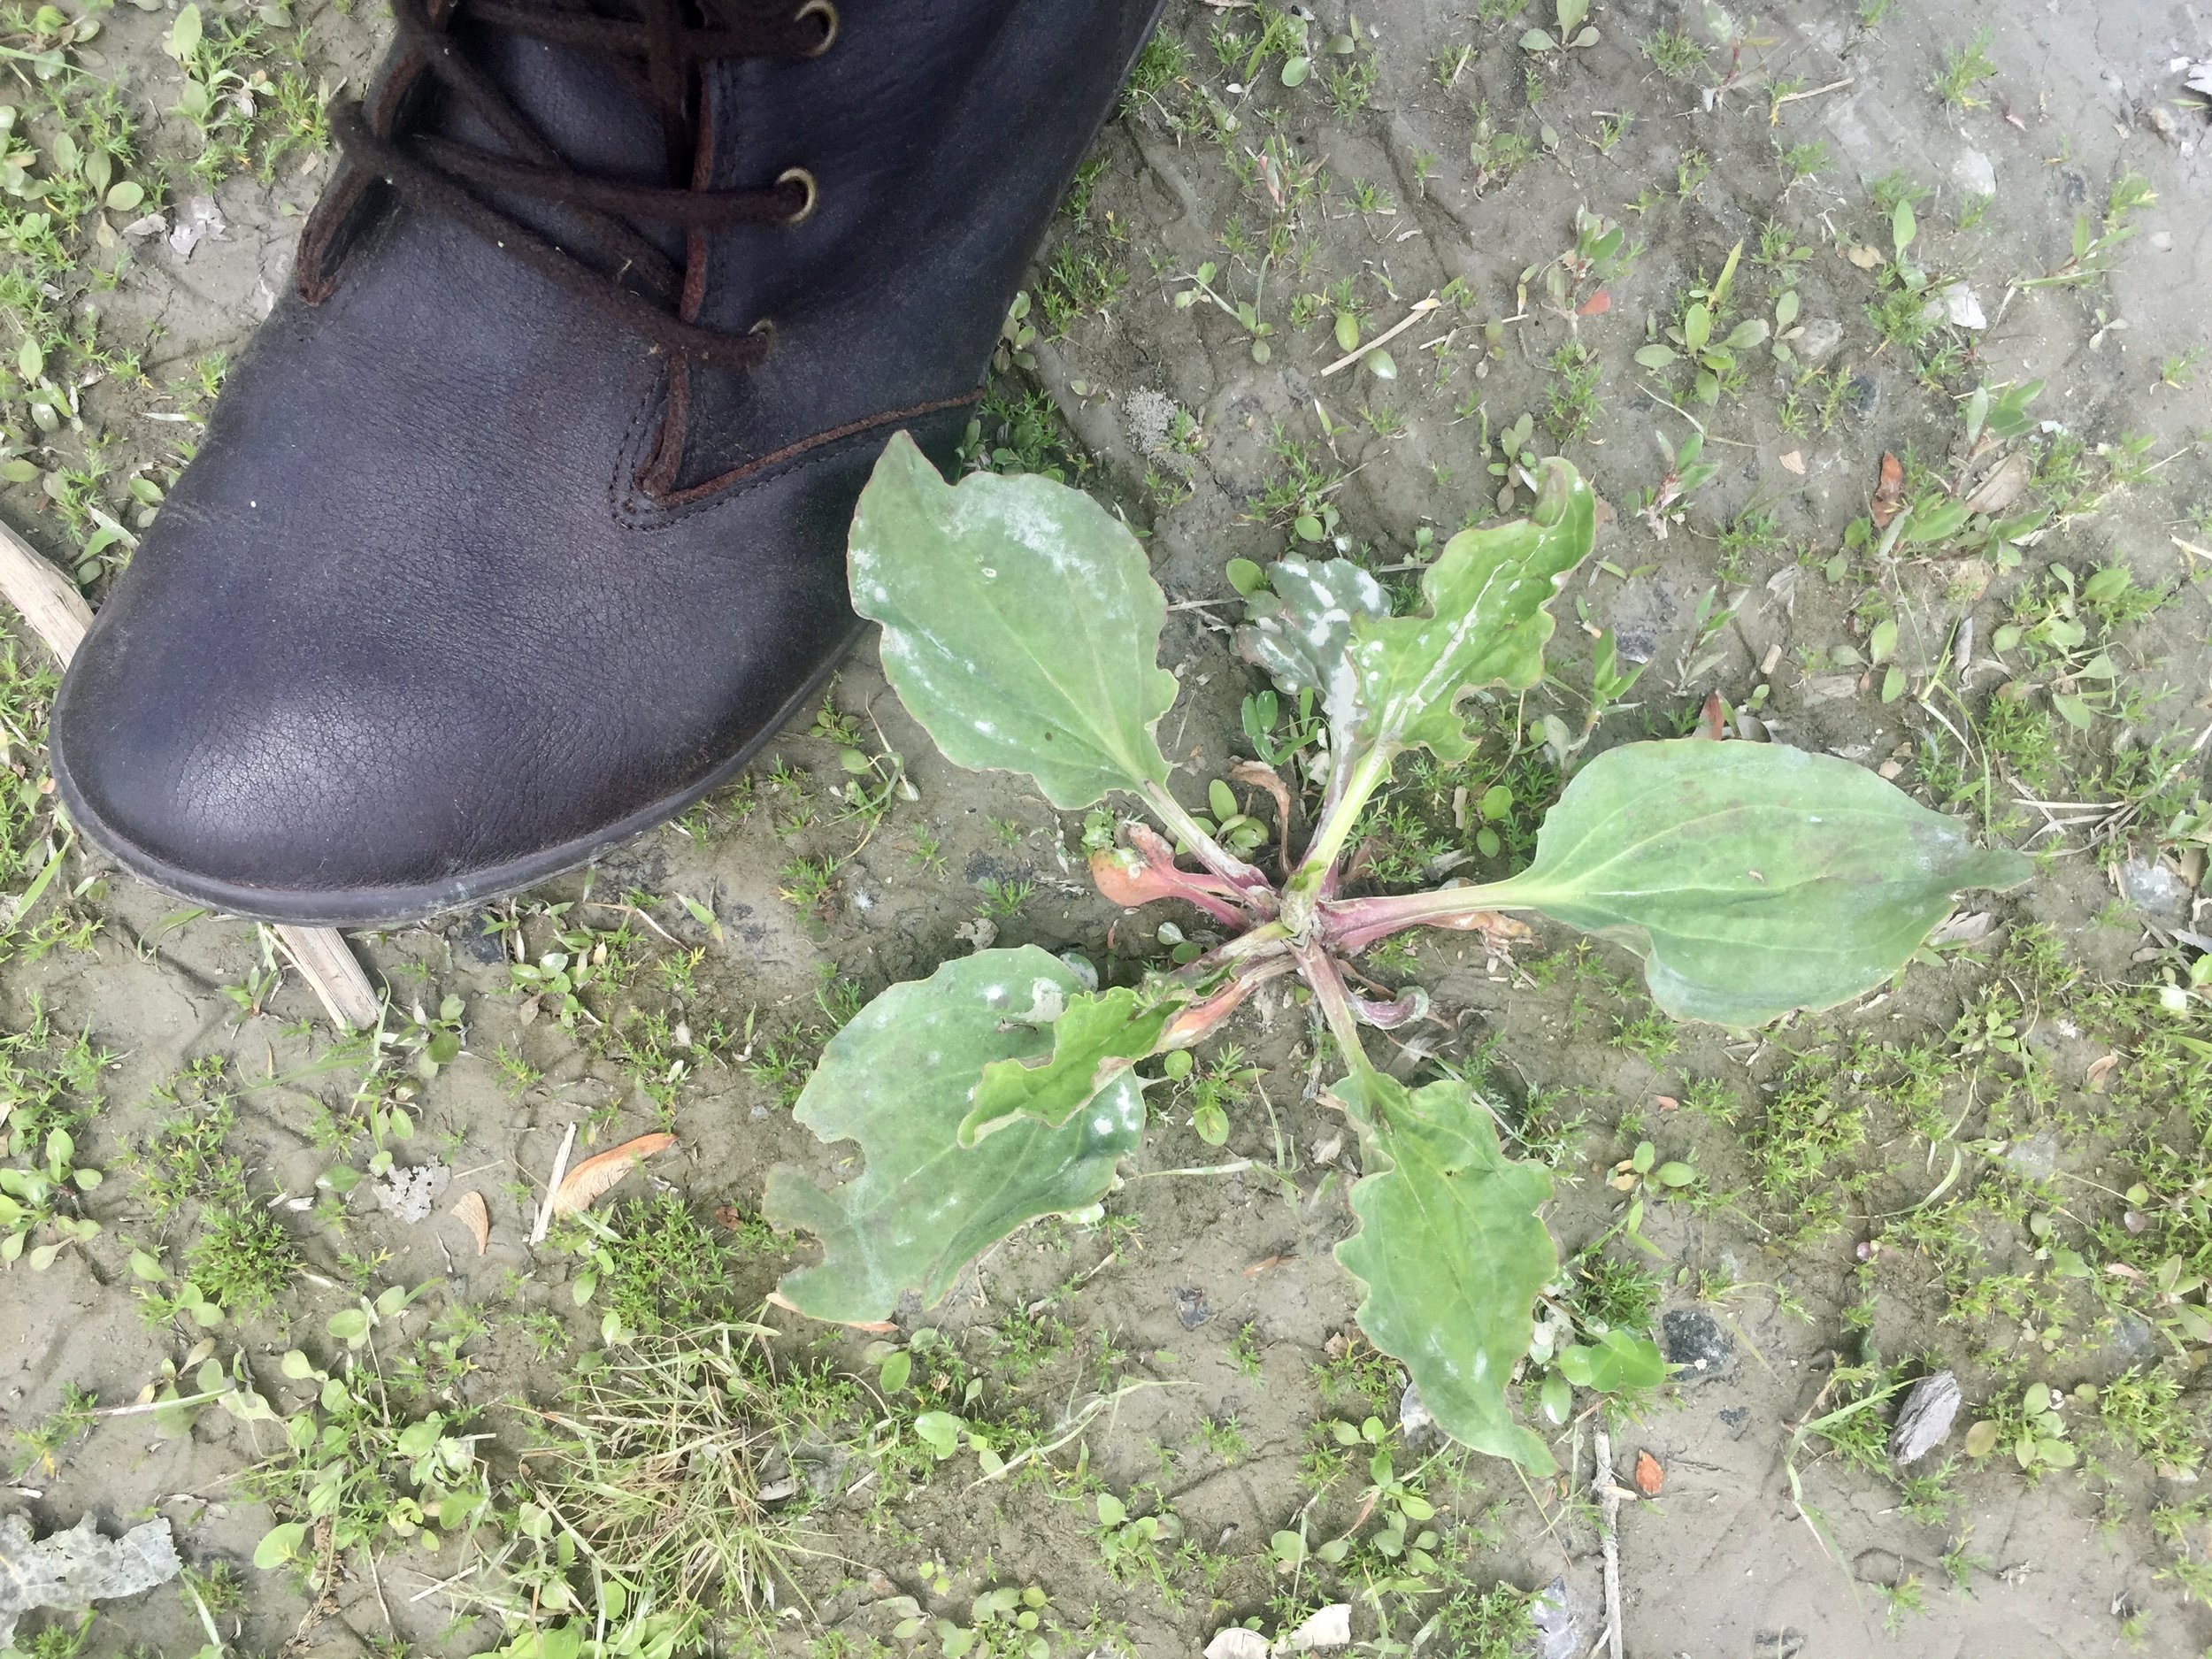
[
  {"left": 777, "top": 165, "right": 818, "bottom": 225},
  {"left": 795, "top": 0, "right": 837, "bottom": 56}
]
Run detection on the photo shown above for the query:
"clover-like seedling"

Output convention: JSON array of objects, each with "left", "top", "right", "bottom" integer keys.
[{"left": 764, "top": 433, "right": 2030, "bottom": 1471}]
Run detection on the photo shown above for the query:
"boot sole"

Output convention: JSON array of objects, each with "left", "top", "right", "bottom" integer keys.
[{"left": 53, "top": 621, "right": 869, "bottom": 930}]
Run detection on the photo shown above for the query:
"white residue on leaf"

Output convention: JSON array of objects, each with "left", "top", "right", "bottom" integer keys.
[{"left": 1015, "top": 979, "right": 1066, "bottom": 1025}]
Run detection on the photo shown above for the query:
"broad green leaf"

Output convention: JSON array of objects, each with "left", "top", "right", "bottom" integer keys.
[
  {"left": 1483, "top": 739, "right": 2032, "bottom": 1025},
  {"left": 1902, "top": 500, "right": 1970, "bottom": 545},
  {"left": 1234, "top": 556, "right": 1392, "bottom": 729},
  {"left": 1347, "top": 457, "right": 1594, "bottom": 764},
  {"left": 766, "top": 948, "right": 1144, "bottom": 1325},
  {"left": 253, "top": 1522, "right": 306, "bottom": 1569},
  {"left": 958, "top": 984, "right": 1180, "bottom": 1147},
  {"left": 849, "top": 432, "right": 1179, "bottom": 810},
  {"left": 165, "top": 3, "right": 200, "bottom": 61},
  {"left": 913, "top": 1410, "right": 964, "bottom": 1458},
  {"left": 1333, "top": 1070, "right": 1557, "bottom": 1471},
  {"left": 1555, "top": 1329, "right": 1667, "bottom": 1391}
]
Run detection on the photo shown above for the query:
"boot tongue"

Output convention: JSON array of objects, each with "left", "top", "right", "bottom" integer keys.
[{"left": 431, "top": 6, "right": 692, "bottom": 272}]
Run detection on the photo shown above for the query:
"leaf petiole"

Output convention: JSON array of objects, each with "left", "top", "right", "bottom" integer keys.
[
  {"left": 1138, "top": 778, "right": 1275, "bottom": 908},
  {"left": 1284, "top": 741, "right": 1396, "bottom": 905},
  {"left": 1318, "top": 880, "right": 1530, "bottom": 950},
  {"left": 1294, "top": 939, "right": 1375, "bottom": 1071}
]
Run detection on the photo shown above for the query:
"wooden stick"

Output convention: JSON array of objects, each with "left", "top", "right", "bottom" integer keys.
[
  {"left": 529, "top": 1121, "right": 578, "bottom": 1246},
  {"left": 1769, "top": 75, "right": 1854, "bottom": 115},
  {"left": 1594, "top": 1425, "right": 1624, "bottom": 1659},
  {"left": 1319, "top": 296, "right": 1440, "bottom": 377},
  {"left": 271, "top": 924, "right": 380, "bottom": 1030},
  {"left": 0, "top": 515, "right": 92, "bottom": 657},
  {"left": 0, "top": 512, "right": 379, "bottom": 1031}
]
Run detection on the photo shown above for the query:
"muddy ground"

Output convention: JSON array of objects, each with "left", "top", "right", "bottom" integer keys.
[{"left": 3, "top": 1, "right": 2211, "bottom": 1655}]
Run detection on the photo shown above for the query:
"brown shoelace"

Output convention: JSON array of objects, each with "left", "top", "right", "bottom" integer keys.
[{"left": 331, "top": 0, "right": 835, "bottom": 367}]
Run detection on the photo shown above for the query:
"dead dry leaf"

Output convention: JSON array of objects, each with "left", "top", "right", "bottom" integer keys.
[
  {"left": 550, "top": 1132, "right": 677, "bottom": 1217},
  {"left": 1, "top": 1515, "right": 180, "bottom": 1643},
  {"left": 1633, "top": 1449, "right": 1664, "bottom": 1496},
  {"left": 1844, "top": 242, "right": 1885, "bottom": 270},
  {"left": 449, "top": 1191, "right": 490, "bottom": 1256},
  {"left": 764, "top": 1288, "right": 896, "bottom": 1333},
  {"left": 1778, "top": 449, "right": 1805, "bottom": 475},
  {"left": 1928, "top": 910, "right": 1996, "bottom": 948},
  {"left": 1961, "top": 450, "right": 2032, "bottom": 517},
  {"left": 1870, "top": 452, "right": 1906, "bottom": 529}
]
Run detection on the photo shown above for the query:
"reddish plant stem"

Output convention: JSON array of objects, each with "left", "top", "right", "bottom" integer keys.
[
  {"left": 1159, "top": 956, "right": 1296, "bottom": 1048},
  {"left": 1139, "top": 780, "right": 1276, "bottom": 914},
  {"left": 1095, "top": 826, "right": 1251, "bottom": 927},
  {"left": 1317, "top": 885, "right": 1536, "bottom": 954},
  {"left": 1294, "top": 938, "right": 1372, "bottom": 1065}
]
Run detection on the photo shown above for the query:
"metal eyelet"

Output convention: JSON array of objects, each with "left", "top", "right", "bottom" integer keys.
[
  {"left": 777, "top": 165, "right": 818, "bottom": 225},
  {"left": 795, "top": 0, "right": 837, "bottom": 56}
]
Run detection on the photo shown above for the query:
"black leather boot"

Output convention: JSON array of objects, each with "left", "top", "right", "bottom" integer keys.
[{"left": 49, "top": 0, "right": 1163, "bottom": 925}]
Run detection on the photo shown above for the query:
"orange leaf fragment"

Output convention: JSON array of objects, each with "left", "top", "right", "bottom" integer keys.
[
  {"left": 1633, "top": 1449, "right": 1664, "bottom": 1497},
  {"left": 1577, "top": 288, "right": 1612, "bottom": 316},
  {"left": 550, "top": 1133, "right": 677, "bottom": 1217},
  {"left": 449, "top": 1190, "right": 490, "bottom": 1256},
  {"left": 1870, "top": 452, "right": 1906, "bottom": 529}
]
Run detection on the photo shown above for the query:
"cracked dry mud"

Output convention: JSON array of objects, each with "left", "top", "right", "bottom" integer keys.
[{"left": 2, "top": 2, "right": 2210, "bottom": 1656}]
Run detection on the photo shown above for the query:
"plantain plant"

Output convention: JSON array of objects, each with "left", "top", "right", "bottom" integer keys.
[{"left": 764, "top": 434, "right": 2030, "bottom": 1471}]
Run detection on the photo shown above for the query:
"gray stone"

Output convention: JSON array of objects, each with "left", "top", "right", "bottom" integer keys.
[
  {"left": 1662, "top": 1308, "right": 1734, "bottom": 1377},
  {"left": 1794, "top": 317, "right": 1844, "bottom": 367},
  {"left": 1398, "top": 1381, "right": 1440, "bottom": 1450},
  {"left": 371, "top": 1160, "right": 451, "bottom": 1224},
  {"left": 1953, "top": 149, "right": 1996, "bottom": 196},
  {"left": 1532, "top": 1576, "right": 1579, "bottom": 1659},
  {"left": 1997, "top": 1132, "right": 2060, "bottom": 1180},
  {"left": 2118, "top": 857, "right": 2190, "bottom": 927},
  {"left": 1888, "top": 1371, "right": 1962, "bottom": 1464}
]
